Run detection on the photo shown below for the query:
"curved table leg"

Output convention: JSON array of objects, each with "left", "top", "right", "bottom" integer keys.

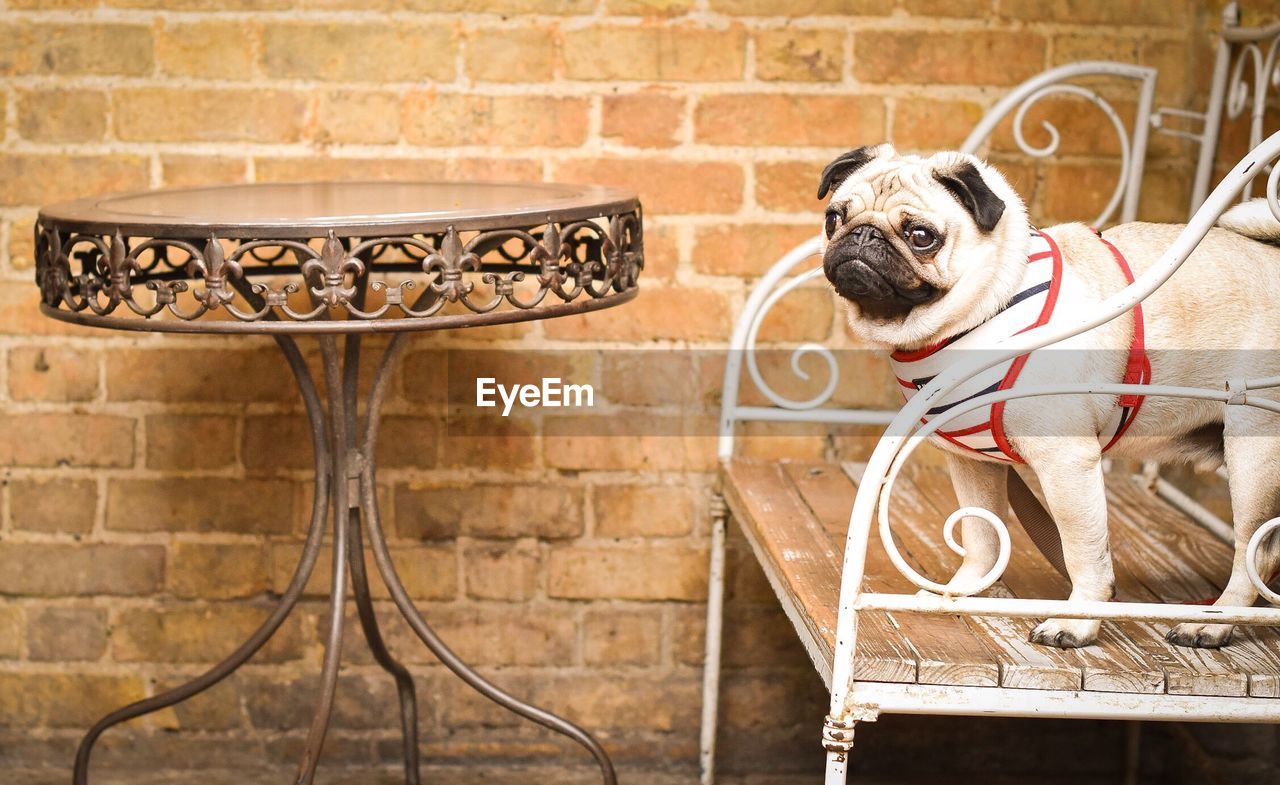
[
  {"left": 294, "top": 337, "right": 352, "bottom": 785},
  {"left": 349, "top": 511, "right": 422, "bottom": 785},
  {"left": 358, "top": 335, "right": 618, "bottom": 785},
  {"left": 72, "top": 336, "right": 333, "bottom": 785}
]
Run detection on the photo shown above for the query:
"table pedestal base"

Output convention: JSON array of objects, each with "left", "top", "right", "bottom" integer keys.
[{"left": 72, "top": 334, "right": 616, "bottom": 785}]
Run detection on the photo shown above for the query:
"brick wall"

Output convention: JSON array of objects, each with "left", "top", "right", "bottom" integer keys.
[{"left": 1, "top": 0, "right": 1274, "bottom": 783}]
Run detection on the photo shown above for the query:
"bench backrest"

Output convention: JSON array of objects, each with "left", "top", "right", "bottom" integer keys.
[{"left": 719, "top": 0, "right": 1280, "bottom": 462}]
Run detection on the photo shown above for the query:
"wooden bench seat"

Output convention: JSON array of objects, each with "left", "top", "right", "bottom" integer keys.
[{"left": 722, "top": 458, "right": 1280, "bottom": 699}]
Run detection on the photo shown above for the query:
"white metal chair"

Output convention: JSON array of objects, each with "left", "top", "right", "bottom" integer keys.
[{"left": 700, "top": 4, "right": 1280, "bottom": 783}]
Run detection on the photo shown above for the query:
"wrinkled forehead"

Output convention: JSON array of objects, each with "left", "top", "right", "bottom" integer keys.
[{"left": 830, "top": 157, "right": 940, "bottom": 217}]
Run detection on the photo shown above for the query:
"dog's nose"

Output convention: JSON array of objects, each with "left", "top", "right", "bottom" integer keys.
[{"left": 848, "top": 224, "right": 884, "bottom": 246}]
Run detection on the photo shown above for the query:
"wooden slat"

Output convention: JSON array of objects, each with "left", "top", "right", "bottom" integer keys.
[
  {"left": 1107, "top": 478, "right": 1280, "bottom": 698},
  {"left": 783, "top": 463, "right": 999, "bottom": 687},
  {"left": 721, "top": 460, "right": 917, "bottom": 686},
  {"left": 876, "top": 469, "right": 1086, "bottom": 691},
  {"left": 905, "top": 466, "right": 1166, "bottom": 694}
]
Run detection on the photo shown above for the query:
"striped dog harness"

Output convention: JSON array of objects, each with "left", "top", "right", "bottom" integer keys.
[{"left": 888, "top": 229, "right": 1152, "bottom": 464}]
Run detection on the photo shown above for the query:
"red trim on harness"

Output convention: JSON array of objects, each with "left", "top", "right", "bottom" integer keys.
[
  {"left": 989, "top": 231, "right": 1065, "bottom": 463},
  {"left": 939, "top": 231, "right": 1150, "bottom": 464},
  {"left": 1097, "top": 234, "right": 1152, "bottom": 452}
]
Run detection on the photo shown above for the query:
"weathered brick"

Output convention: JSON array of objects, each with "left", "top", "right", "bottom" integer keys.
[
  {"left": 556, "top": 158, "right": 743, "bottom": 214},
  {"left": 245, "top": 672, "right": 401, "bottom": 730},
  {"left": 465, "top": 27, "right": 556, "bottom": 83},
  {"left": 9, "top": 477, "right": 97, "bottom": 534},
  {"left": 168, "top": 543, "right": 270, "bottom": 600},
  {"left": 999, "top": 0, "right": 1188, "bottom": 26},
  {"left": 160, "top": 155, "right": 249, "bottom": 188},
  {"left": 854, "top": 30, "right": 1046, "bottom": 86},
  {"left": 0, "top": 544, "right": 163, "bottom": 596},
  {"left": 113, "top": 605, "right": 304, "bottom": 663},
  {"left": 692, "top": 223, "right": 818, "bottom": 276},
  {"left": 394, "top": 483, "right": 583, "bottom": 540},
  {"left": 697, "top": 94, "right": 884, "bottom": 146},
  {"left": 391, "top": 604, "right": 576, "bottom": 666},
  {"left": 548, "top": 546, "right": 707, "bottom": 600},
  {"left": 754, "top": 28, "right": 843, "bottom": 82},
  {"left": 528, "top": 673, "right": 700, "bottom": 731},
  {"left": 0, "top": 607, "right": 21, "bottom": 659},
  {"left": 8, "top": 217, "right": 36, "bottom": 271},
  {"left": 563, "top": 26, "right": 745, "bottom": 81},
  {"left": 403, "top": 94, "right": 589, "bottom": 147},
  {"left": 156, "top": 20, "right": 260, "bottom": 79},
  {"left": 8, "top": 346, "right": 98, "bottom": 402},
  {"left": 550, "top": 412, "right": 716, "bottom": 472},
  {"left": 583, "top": 607, "right": 662, "bottom": 665},
  {"left": 263, "top": 23, "right": 455, "bottom": 82},
  {"left": 16, "top": 89, "right": 108, "bottom": 143},
  {"left": 464, "top": 542, "right": 540, "bottom": 601},
  {"left": 544, "top": 283, "right": 730, "bottom": 341},
  {"left": 0, "top": 154, "right": 149, "bottom": 208},
  {"left": 255, "top": 157, "right": 448, "bottom": 183},
  {"left": 27, "top": 607, "right": 108, "bottom": 661},
  {"left": 106, "top": 0, "right": 288, "bottom": 7},
  {"left": 0, "top": 413, "right": 133, "bottom": 468},
  {"left": 269, "top": 542, "right": 456, "bottom": 601},
  {"left": 594, "top": 484, "right": 697, "bottom": 538},
  {"left": 242, "top": 415, "right": 314, "bottom": 472},
  {"left": 602, "top": 93, "right": 685, "bottom": 148},
  {"left": 599, "top": 351, "right": 700, "bottom": 408},
  {"left": 755, "top": 161, "right": 825, "bottom": 213},
  {"left": 903, "top": 0, "right": 992, "bottom": 15},
  {"left": 404, "top": 0, "right": 593, "bottom": 11},
  {"left": 608, "top": 0, "right": 697, "bottom": 14},
  {"left": 0, "top": 22, "right": 153, "bottom": 76},
  {"left": 709, "top": 0, "right": 884, "bottom": 12},
  {"left": 107, "top": 348, "right": 294, "bottom": 403},
  {"left": 0, "top": 673, "right": 146, "bottom": 728},
  {"left": 107, "top": 478, "right": 295, "bottom": 534},
  {"left": 114, "top": 88, "right": 307, "bottom": 143},
  {"left": 893, "top": 98, "right": 985, "bottom": 151},
  {"left": 316, "top": 90, "right": 401, "bottom": 145},
  {"left": 146, "top": 414, "right": 236, "bottom": 470}
]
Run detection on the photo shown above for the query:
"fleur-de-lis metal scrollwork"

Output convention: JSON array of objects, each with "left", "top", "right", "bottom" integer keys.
[
  {"left": 301, "top": 232, "right": 364, "bottom": 307},
  {"left": 36, "top": 227, "right": 70, "bottom": 306},
  {"left": 102, "top": 232, "right": 140, "bottom": 302},
  {"left": 536, "top": 221, "right": 567, "bottom": 291},
  {"left": 423, "top": 226, "right": 480, "bottom": 302},
  {"left": 188, "top": 235, "right": 244, "bottom": 310}
]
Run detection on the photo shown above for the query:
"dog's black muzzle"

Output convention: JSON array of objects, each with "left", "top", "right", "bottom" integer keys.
[{"left": 823, "top": 224, "right": 937, "bottom": 319}]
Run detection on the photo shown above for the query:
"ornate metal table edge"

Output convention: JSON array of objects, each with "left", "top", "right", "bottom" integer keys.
[{"left": 34, "top": 207, "right": 643, "bottom": 334}]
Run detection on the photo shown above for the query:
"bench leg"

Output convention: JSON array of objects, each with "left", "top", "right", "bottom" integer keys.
[
  {"left": 699, "top": 494, "right": 729, "bottom": 785},
  {"left": 823, "top": 715, "right": 857, "bottom": 785}
]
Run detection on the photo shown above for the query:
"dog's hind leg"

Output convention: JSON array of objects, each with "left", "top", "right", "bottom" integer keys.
[
  {"left": 942, "top": 454, "right": 1009, "bottom": 594},
  {"left": 1168, "top": 404, "right": 1280, "bottom": 649},
  {"left": 1021, "top": 438, "right": 1114, "bottom": 648}
]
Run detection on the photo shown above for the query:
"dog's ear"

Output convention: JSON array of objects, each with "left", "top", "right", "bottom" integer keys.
[
  {"left": 817, "top": 145, "right": 889, "bottom": 200},
  {"left": 934, "top": 160, "right": 1006, "bottom": 232}
]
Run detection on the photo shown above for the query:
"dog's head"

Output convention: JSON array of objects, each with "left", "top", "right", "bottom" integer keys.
[{"left": 817, "top": 144, "right": 1030, "bottom": 349}]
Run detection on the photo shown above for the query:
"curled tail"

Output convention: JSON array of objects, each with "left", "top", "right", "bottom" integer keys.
[{"left": 1218, "top": 197, "right": 1280, "bottom": 245}]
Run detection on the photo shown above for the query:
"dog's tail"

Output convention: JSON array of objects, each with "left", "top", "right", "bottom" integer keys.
[{"left": 1217, "top": 198, "right": 1280, "bottom": 245}]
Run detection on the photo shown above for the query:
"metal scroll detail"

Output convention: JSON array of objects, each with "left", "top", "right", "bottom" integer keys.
[{"left": 33, "top": 212, "right": 644, "bottom": 333}]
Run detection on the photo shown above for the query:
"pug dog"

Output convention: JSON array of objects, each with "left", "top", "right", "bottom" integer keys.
[{"left": 818, "top": 143, "right": 1280, "bottom": 649}]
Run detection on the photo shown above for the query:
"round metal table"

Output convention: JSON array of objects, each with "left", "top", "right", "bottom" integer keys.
[{"left": 34, "top": 181, "right": 643, "bottom": 785}]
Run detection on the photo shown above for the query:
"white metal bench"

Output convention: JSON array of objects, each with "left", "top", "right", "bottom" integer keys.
[{"left": 700, "top": 4, "right": 1280, "bottom": 783}]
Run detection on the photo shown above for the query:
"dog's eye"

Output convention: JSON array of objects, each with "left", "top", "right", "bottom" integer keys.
[
  {"left": 905, "top": 226, "right": 940, "bottom": 252},
  {"left": 824, "top": 209, "right": 842, "bottom": 238}
]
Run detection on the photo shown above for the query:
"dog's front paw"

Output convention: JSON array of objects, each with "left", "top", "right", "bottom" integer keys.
[
  {"left": 1166, "top": 622, "right": 1235, "bottom": 649},
  {"left": 1030, "top": 618, "right": 1100, "bottom": 648}
]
